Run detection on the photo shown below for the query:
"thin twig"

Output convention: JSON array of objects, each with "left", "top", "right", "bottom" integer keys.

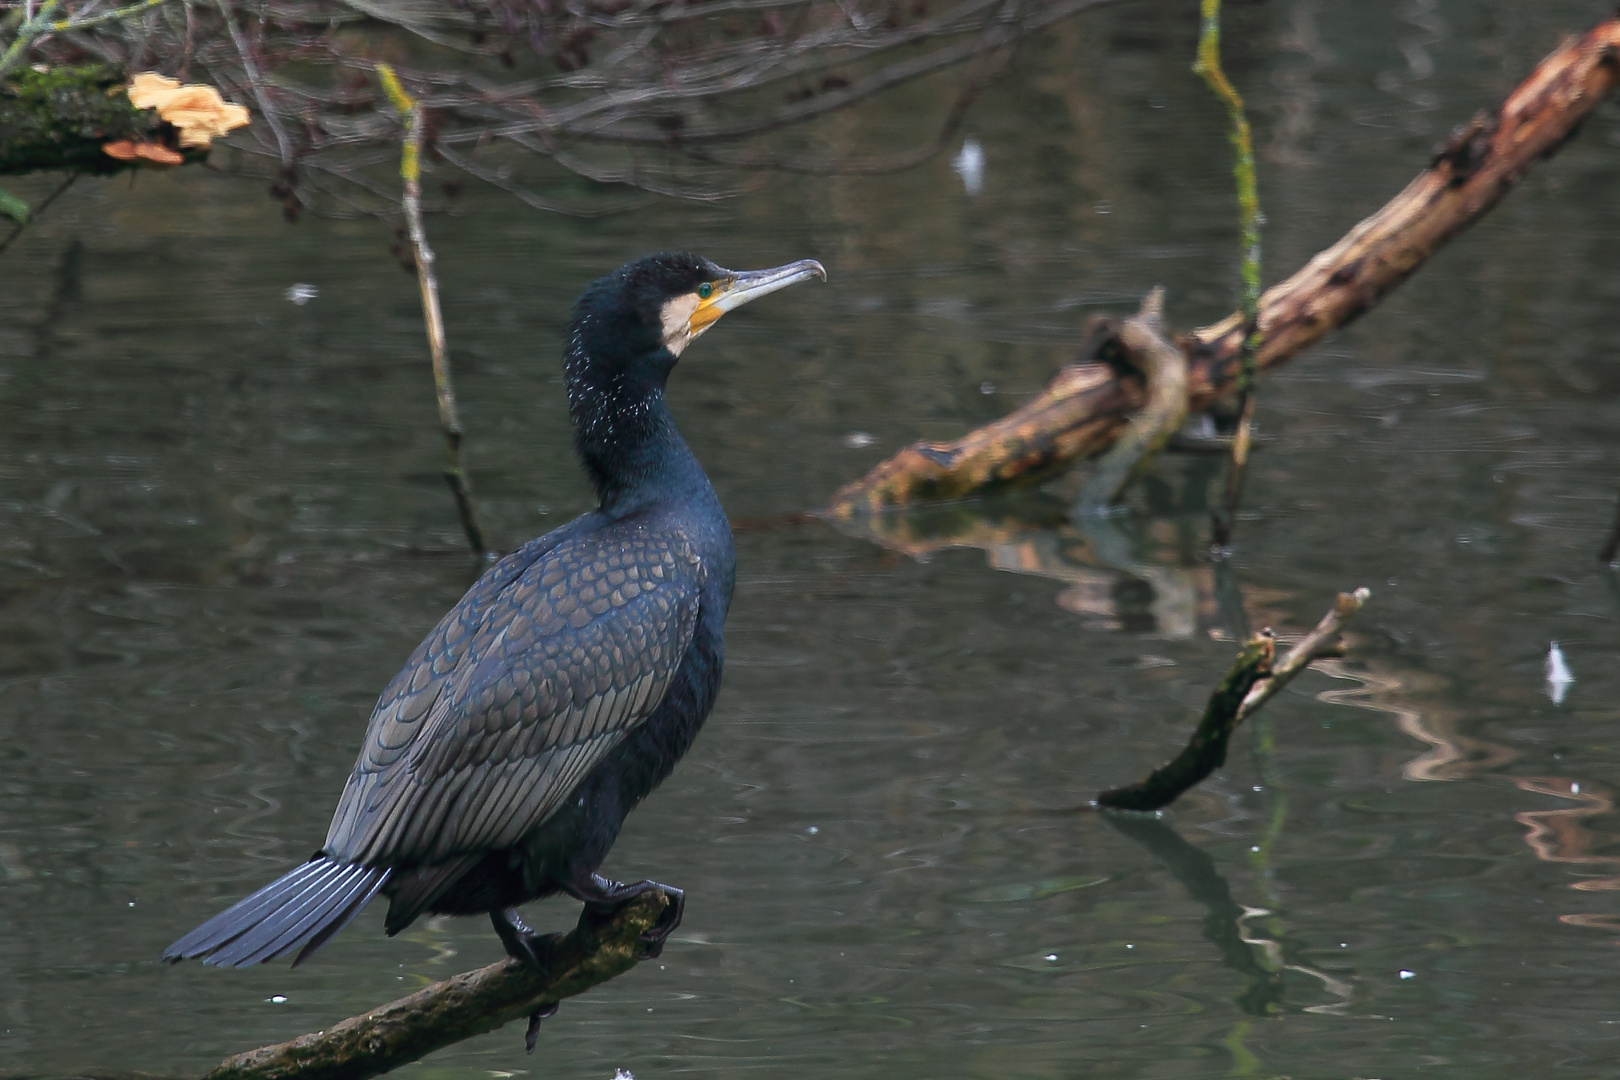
[
  {"left": 681, "top": 16, "right": 1010, "bottom": 176},
  {"left": 0, "top": 0, "right": 62, "bottom": 81},
  {"left": 214, "top": 0, "right": 293, "bottom": 166},
  {"left": 1236, "top": 587, "right": 1369, "bottom": 720},
  {"left": 50, "top": 0, "right": 170, "bottom": 34},
  {"left": 0, "top": 172, "right": 77, "bottom": 258},
  {"left": 378, "top": 62, "right": 489, "bottom": 560}
]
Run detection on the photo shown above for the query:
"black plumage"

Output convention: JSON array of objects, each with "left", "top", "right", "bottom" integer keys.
[{"left": 165, "top": 252, "right": 824, "bottom": 970}]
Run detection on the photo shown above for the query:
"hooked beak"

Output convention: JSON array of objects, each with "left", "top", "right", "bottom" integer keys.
[{"left": 690, "top": 258, "right": 827, "bottom": 338}]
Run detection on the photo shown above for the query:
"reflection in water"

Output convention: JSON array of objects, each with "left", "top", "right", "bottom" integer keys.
[
  {"left": 1544, "top": 641, "right": 1573, "bottom": 705},
  {"left": 823, "top": 495, "right": 1220, "bottom": 639},
  {"left": 1314, "top": 660, "right": 1520, "bottom": 782},
  {"left": 1513, "top": 777, "right": 1620, "bottom": 934},
  {"left": 1315, "top": 662, "right": 1620, "bottom": 940},
  {"left": 841, "top": 486, "right": 1620, "bottom": 971},
  {"left": 1103, "top": 811, "right": 1355, "bottom": 1020}
]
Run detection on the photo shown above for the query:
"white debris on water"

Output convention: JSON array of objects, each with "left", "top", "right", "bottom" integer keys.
[
  {"left": 843, "top": 431, "right": 876, "bottom": 449},
  {"left": 1398, "top": 970, "right": 1415, "bottom": 980},
  {"left": 1546, "top": 641, "right": 1573, "bottom": 705},
  {"left": 614, "top": 1070, "right": 636, "bottom": 1080},
  {"left": 285, "top": 282, "right": 318, "bottom": 305},
  {"left": 953, "top": 138, "right": 984, "bottom": 196}
]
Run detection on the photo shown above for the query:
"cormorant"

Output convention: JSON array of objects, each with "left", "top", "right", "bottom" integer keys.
[{"left": 164, "top": 252, "right": 825, "bottom": 971}]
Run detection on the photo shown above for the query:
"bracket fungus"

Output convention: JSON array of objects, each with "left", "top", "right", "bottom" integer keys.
[{"left": 125, "top": 72, "right": 249, "bottom": 148}]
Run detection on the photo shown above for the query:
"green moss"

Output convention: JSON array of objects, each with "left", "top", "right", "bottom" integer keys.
[{"left": 0, "top": 62, "right": 174, "bottom": 176}]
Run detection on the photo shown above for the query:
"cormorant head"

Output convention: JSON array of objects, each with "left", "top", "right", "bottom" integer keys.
[
  {"left": 566, "top": 251, "right": 825, "bottom": 381},
  {"left": 564, "top": 252, "right": 825, "bottom": 492}
]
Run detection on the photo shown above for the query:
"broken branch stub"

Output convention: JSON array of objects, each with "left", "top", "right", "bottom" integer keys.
[
  {"left": 1096, "top": 588, "right": 1368, "bottom": 813},
  {"left": 1073, "top": 287, "right": 1189, "bottom": 515},
  {"left": 1095, "top": 631, "right": 1276, "bottom": 813},
  {"left": 824, "top": 14, "right": 1620, "bottom": 518}
]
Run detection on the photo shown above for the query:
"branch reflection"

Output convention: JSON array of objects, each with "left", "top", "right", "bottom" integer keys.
[{"left": 1103, "top": 811, "right": 1354, "bottom": 1018}]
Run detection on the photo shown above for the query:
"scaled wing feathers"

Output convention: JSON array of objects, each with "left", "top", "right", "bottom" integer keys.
[{"left": 324, "top": 524, "right": 704, "bottom": 866}]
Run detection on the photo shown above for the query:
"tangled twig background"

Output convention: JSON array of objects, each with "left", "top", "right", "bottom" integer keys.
[{"left": 5, "top": 0, "right": 1114, "bottom": 218}]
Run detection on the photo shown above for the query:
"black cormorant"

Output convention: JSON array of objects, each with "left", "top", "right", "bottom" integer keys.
[{"left": 164, "top": 252, "right": 825, "bottom": 970}]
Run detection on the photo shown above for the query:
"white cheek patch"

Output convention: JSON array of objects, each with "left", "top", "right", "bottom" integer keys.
[{"left": 659, "top": 294, "right": 700, "bottom": 356}]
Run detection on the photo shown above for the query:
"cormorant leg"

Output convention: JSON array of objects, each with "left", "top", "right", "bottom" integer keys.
[
  {"left": 524, "top": 1002, "right": 559, "bottom": 1053},
  {"left": 493, "top": 908, "right": 565, "bottom": 1052},
  {"left": 563, "top": 872, "right": 685, "bottom": 960},
  {"left": 490, "top": 906, "right": 559, "bottom": 972}
]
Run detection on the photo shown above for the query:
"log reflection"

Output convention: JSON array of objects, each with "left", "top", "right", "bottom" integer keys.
[{"left": 821, "top": 494, "right": 1230, "bottom": 640}]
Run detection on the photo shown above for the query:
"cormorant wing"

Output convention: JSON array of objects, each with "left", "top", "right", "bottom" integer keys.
[{"left": 322, "top": 520, "right": 704, "bottom": 868}]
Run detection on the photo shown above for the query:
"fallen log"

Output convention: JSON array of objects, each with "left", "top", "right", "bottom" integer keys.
[{"left": 825, "top": 14, "right": 1620, "bottom": 518}]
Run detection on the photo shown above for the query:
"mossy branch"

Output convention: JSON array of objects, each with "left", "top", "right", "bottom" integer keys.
[
  {"left": 1192, "top": 0, "right": 1262, "bottom": 348},
  {"left": 1097, "top": 588, "right": 1368, "bottom": 812},
  {"left": 204, "top": 890, "right": 671, "bottom": 1080},
  {"left": 1192, "top": 0, "right": 1264, "bottom": 550},
  {"left": 0, "top": 63, "right": 196, "bottom": 177}
]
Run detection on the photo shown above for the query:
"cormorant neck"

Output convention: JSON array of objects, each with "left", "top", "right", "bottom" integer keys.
[{"left": 569, "top": 366, "right": 710, "bottom": 516}]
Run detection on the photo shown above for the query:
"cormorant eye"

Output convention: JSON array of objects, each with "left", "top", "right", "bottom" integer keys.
[{"left": 696, "top": 282, "right": 713, "bottom": 300}]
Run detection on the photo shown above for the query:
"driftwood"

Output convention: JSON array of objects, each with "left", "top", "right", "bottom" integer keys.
[
  {"left": 1097, "top": 588, "right": 1368, "bottom": 812},
  {"left": 204, "top": 890, "right": 670, "bottom": 1080},
  {"left": 825, "top": 14, "right": 1620, "bottom": 517}
]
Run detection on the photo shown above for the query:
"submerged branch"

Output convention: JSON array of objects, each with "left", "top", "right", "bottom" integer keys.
[
  {"left": 1096, "top": 588, "right": 1368, "bottom": 812},
  {"left": 1096, "top": 632, "right": 1276, "bottom": 813},
  {"left": 826, "top": 13, "right": 1620, "bottom": 516},
  {"left": 205, "top": 890, "right": 671, "bottom": 1080}
]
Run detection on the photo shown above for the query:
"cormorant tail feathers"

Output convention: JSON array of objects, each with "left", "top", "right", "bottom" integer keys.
[{"left": 162, "top": 857, "right": 389, "bottom": 968}]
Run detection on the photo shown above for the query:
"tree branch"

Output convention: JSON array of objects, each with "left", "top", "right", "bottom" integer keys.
[
  {"left": 824, "top": 13, "right": 1620, "bottom": 517},
  {"left": 204, "top": 890, "right": 671, "bottom": 1080},
  {"left": 1096, "top": 588, "right": 1368, "bottom": 813}
]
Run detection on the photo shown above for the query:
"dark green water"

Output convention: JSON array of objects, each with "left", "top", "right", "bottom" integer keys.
[{"left": 3, "top": 1, "right": 1620, "bottom": 1075}]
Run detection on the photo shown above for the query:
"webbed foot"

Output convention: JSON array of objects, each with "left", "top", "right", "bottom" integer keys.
[
  {"left": 491, "top": 906, "right": 559, "bottom": 971},
  {"left": 565, "top": 873, "right": 685, "bottom": 960}
]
